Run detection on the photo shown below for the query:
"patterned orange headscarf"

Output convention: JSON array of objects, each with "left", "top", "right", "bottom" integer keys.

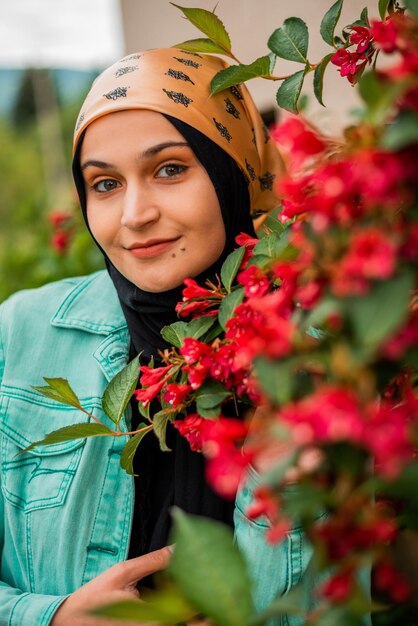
[{"left": 73, "top": 47, "right": 283, "bottom": 219}]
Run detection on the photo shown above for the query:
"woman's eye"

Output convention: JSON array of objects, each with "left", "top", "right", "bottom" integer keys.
[
  {"left": 94, "top": 179, "right": 120, "bottom": 193},
  {"left": 157, "top": 164, "right": 187, "bottom": 178}
]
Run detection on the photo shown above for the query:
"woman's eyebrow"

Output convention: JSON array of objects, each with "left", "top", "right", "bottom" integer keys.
[
  {"left": 141, "top": 141, "right": 189, "bottom": 158},
  {"left": 81, "top": 141, "right": 190, "bottom": 172}
]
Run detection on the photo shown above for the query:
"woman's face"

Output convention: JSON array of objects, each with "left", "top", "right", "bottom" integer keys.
[{"left": 80, "top": 109, "right": 226, "bottom": 292}]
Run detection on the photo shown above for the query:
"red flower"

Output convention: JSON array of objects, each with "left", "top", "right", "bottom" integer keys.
[
  {"left": 371, "top": 18, "right": 398, "bottom": 53},
  {"left": 175, "top": 278, "right": 220, "bottom": 318},
  {"left": 235, "top": 233, "right": 259, "bottom": 249},
  {"left": 48, "top": 211, "right": 72, "bottom": 228},
  {"left": 139, "top": 364, "right": 173, "bottom": 386},
  {"left": 271, "top": 117, "right": 326, "bottom": 169},
  {"left": 173, "top": 414, "right": 206, "bottom": 451},
  {"left": 52, "top": 231, "right": 70, "bottom": 254},
  {"left": 237, "top": 265, "right": 270, "bottom": 298},
  {"left": 164, "top": 383, "right": 191, "bottom": 407},
  {"left": 135, "top": 379, "right": 167, "bottom": 407},
  {"left": 180, "top": 338, "right": 211, "bottom": 365},
  {"left": 331, "top": 48, "right": 368, "bottom": 83},
  {"left": 374, "top": 560, "right": 411, "bottom": 603},
  {"left": 349, "top": 25, "right": 373, "bottom": 54},
  {"left": 320, "top": 570, "right": 354, "bottom": 603}
]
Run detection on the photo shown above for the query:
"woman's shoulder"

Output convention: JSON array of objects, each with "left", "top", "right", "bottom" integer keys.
[{"left": 0, "top": 270, "right": 118, "bottom": 330}]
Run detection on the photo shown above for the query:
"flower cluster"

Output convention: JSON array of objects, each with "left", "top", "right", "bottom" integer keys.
[{"left": 48, "top": 211, "right": 74, "bottom": 254}]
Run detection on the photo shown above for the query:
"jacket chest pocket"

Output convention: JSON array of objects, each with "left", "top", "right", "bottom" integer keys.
[{"left": 0, "top": 393, "right": 87, "bottom": 512}]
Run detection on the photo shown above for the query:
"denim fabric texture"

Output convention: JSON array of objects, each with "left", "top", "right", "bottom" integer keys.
[{"left": 0, "top": 271, "right": 313, "bottom": 626}]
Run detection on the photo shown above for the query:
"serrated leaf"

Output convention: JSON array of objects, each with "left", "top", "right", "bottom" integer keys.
[
  {"left": 405, "top": 0, "right": 418, "bottom": 18},
  {"left": 359, "top": 71, "right": 408, "bottom": 126},
  {"left": 381, "top": 110, "right": 418, "bottom": 150},
  {"left": 153, "top": 411, "right": 172, "bottom": 452},
  {"left": 313, "top": 53, "right": 333, "bottom": 107},
  {"left": 173, "top": 38, "right": 228, "bottom": 55},
  {"left": 360, "top": 7, "right": 369, "bottom": 25},
  {"left": 276, "top": 69, "right": 305, "bottom": 114},
  {"left": 32, "top": 378, "right": 82, "bottom": 410},
  {"left": 161, "top": 321, "right": 189, "bottom": 348},
  {"left": 120, "top": 426, "right": 152, "bottom": 474},
  {"left": 268, "top": 18, "right": 309, "bottom": 64},
  {"left": 20, "top": 423, "right": 114, "bottom": 455},
  {"left": 218, "top": 288, "right": 245, "bottom": 331},
  {"left": 92, "top": 587, "right": 196, "bottom": 623},
  {"left": 171, "top": 4, "right": 231, "bottom": 52},
  {"left": 261, "top": 214, "right": 286, "bottom": 236},
  {"left": 254, "top": 357, "right": 293, "bottom": 406},
  {"left": 170, "top": 510, "right": 254, "bottom": 626},
  {"left": 220, "top": 246, "right": 245, "bottom": 292},
  {"left": 210, "top": 54, "right": 276, "bottom": 95},
  {"left": 195, "top": 380, "right": 230, "bottom": 410},
  {"left": 162, "top": 316, "right": 217, "bottom": 348},
  {"left": 378, "top": 0, "right": 392, "bottom": 19},
  {"left": 184, "top": 315, "right": 217, "bottom": 339},
  {"left": 346, "top": 270, "right": 414, "bottom": 351},
  {"left": 320, "top": 0, "right": 344, "bottom": 46},
  {"left": 102, "top": 355, "right": 139, "bottom": 425}
]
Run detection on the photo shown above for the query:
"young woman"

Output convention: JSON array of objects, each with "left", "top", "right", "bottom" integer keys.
[{"left": 0, "top": 48, "right": 313, "bottom": 626}]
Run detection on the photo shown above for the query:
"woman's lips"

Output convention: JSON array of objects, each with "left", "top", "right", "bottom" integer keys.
[{"left": 127, "top": 237, "right": 180, "bottom": 259}]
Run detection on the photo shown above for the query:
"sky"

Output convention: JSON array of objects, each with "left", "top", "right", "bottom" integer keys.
[{"left": 0, "top": 0, "right": 125, "bottom": 69}]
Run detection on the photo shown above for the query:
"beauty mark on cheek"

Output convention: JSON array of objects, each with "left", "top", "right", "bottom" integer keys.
[
  {"left": 180, "top": 247, "right": 186, "bottom": 252},
  {"left": 172, "top": 253, "right": 176, "bottom": 258}
]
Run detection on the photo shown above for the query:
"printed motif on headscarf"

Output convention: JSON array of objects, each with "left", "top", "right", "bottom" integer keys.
[
  {"left": 245, "top": 159, "right": 257, "bottom": 181},
  {"left": 104, "top": 86, "right": 129, "bottom": 100},
  {"left": 213, "top": 118, "right": 232, "bottom": 142},
  {"left": 165, "top": 69, "right": 195, "bottom": 85},
  {"left": 259, "top": 171, "right": 275, "bottom": 191},
  {"left": 180, "top": 50, "right": 203, "bottom": 58},
  {"left": 121, "top": 54, "right": 141, "bottom": 61},
  {"left": 229, "top": 85, "right": 243, "bottom": 100},
  {"left": 162, "top": 89, "right": 193, "bottom": 107},
  {"left": 115, "top": 66, "right": 138, "bottom": 78},
  {"left": 173, "top": 57, "right": 201, "bottom": 68},
  {"left": 224, "top": 98, "right": 240, "bottom": 119}
]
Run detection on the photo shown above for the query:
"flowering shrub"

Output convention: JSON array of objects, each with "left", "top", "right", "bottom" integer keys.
[{"left": 29, "top": 1, "right": 418, "bottom": 625}]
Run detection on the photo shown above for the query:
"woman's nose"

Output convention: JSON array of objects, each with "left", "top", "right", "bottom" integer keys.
[{"left": 120, "top": 185, "right": 160, "bottom": 229}]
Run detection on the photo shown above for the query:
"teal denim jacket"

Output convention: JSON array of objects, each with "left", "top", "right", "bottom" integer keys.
[{"left": 0, "top": 271, "right": 314, "bottom": 626}]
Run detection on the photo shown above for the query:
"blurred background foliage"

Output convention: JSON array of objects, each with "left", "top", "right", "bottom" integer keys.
[{"left": 0, "top": 68, "right": 104, "bottom": 303}]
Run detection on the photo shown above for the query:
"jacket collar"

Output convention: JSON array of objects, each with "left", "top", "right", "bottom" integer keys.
[{"left": 51, "top": 271, "right": 127, "bottom": 335}]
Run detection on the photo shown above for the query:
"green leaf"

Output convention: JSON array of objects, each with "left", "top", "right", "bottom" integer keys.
[
  {"left": 173, "top": 38, "right": 229, "bottom": 55},
  {"left": 254, "top": 357, "right": 293, "bottom": 406},
  {"left": 162, "top": 316, "right": 217, "bottom": 348},
  {"left": 261, "top": 213, "right": 286, "bottom": 236},
  {"left": 32, "top": 378, "right": 82, "bottom": 410},
  {"left": 346, "top": 270, "right": 414, "bottom": 351},
  {"left": 21, "top": 423, "right": 114, "bottom": 454},
  {"left": 161, "top": 321, "right": 189, "bottom": 348},
  {"left": 171, "top": 4, "right": 231, "bottom": 52},
  {"left": 313, "top": 53, "right": 333, "bottom": 107},
  {"left": 268, "top": 18, "right": 309, "bottom": 64},
  {"left": 276, "top": 69, "right": 305, "bottom": 114},
  {"left": 218, "top": 288, "right": 245, "bottom": 331},
  {"left": 381, "top": 110, "right": 418, "bottom": 150},
  {"left": 320, "top": 0, "right": 344, "bottom": 46},
  {"left": 378, "top": 0, "right": 393, "bottom": 19},
  {"left": 253, "top": 230, "right": 293, "bottom": 260},
  {"left": 211, "top": 54, "right": 276, "bottom": 95},
  {"left": 92, "top": 587, "right": 196, "bottom": 623},
  {"left": 184, "top": 315, "right": 217, "bottom": 339},
  {"left": 102, "top": 355, "right": 139, "bottom": 426},
  {"left": 170, "top": 510, "right": 254, "bottom": 626},
  {"left": 360, "top": 7, "right": 370, "bottom": 25},
  {"left": 359, "top": 71, "right": 408, "bottom": 126},
  {"left": 153, "top": 410, "right": 172, "bottom": 452},
  {"left": 195, "top": 380, "right": 230, "bottom": 410},
  {"left": 120, "top": 426, "right": 152, "bottom": 475},
  {"left": 405, "top": 0, "right": 418, "bottom": 18},
  {"left": 220, "top": 246, "right": 245, "bottom": 292}
]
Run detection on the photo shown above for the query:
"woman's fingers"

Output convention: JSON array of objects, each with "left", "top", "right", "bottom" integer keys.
[{"left": 114, "top": 545, "right": 173, "bottom": 587}]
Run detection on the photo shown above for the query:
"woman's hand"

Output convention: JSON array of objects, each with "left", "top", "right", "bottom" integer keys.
[{"left": 50, "top": 546, "right": 172, "bottom": 626}]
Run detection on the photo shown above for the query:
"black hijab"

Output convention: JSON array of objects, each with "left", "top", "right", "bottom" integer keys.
[{"left": 73, "top": 114, "right": 255, "bottom": 557}]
